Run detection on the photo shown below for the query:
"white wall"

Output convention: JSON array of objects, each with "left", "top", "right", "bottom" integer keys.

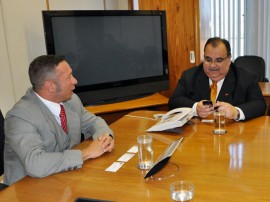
[
  {"left": 0, "top": 2, "right": 16, "bottom": 115},
  {"left": 105, "top": 0, "right": 128, "bottom": 10},
  {"left": 49, "top": 0, "right": 105, "bottom": 10},
  {"left": 0, "top": 0, "right": 128, "bottom": 115}
]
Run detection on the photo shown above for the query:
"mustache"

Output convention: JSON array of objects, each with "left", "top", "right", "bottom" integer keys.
[{"left": 209, "top": 67, "right": 219, "bottom": 71}]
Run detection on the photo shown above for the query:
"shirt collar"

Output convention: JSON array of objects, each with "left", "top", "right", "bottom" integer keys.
[
  {"left": 209, "top": 78, "right": 225, "bottom": 89},
  {"left": 35, "top": 93, "right": 62, "bottom": 117}
]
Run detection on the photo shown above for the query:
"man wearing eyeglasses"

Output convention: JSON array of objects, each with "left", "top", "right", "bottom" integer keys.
[{"left": 168, "top": 37, "right": 266, "bottom": 120}]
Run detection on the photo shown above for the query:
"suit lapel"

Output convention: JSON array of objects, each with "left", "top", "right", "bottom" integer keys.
[
  {"left": 194, "top": 65, "right": 236, "bottom": 102},
  {"left": 30, "top": 90, "right": 71, "bottom": 151},
  {"left": 63, "top": 104, "right": 80, "bottom": 145},
  {"left": 217, "top": 67, "right": 236, "bottom": 102},
  {"left": 196, "top": 70, "right": 211, "bottom": 100}
]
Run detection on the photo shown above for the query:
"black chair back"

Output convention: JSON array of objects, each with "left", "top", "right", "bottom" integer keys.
[
  {"left": 0, "top": 110, "right": 9, "bottom": 190},
  {"left": 0, "top": 110, "right": 4, "bottom": 176},
  {"left": 234, "top": 55, "right": 268, "bottom": 82}
]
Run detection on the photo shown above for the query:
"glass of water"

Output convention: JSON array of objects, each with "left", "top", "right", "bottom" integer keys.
[
  {"left": 213, "top": 111, "right": 226, "bottom": 134},
  {"left": 170, "top": 181, "right": 194, "bottom": 201},
  {"left": 137, "top": 134, "right": 154, "bottom": 170}
]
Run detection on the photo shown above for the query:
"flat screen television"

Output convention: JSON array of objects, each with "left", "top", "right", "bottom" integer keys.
[{"left": 42, "top": 10, "right": 169, "bottom": 105}]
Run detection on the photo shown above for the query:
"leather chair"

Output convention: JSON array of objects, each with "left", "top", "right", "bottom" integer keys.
[
  {"left": 0, "top": 110, "right": 8, "bottom": 190},
  {"left": 234, "top": 55, "right": 269, "bottom": 82}
]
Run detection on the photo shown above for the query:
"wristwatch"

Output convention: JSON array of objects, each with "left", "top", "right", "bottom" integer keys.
[{"left": 109, "top": 134, "right": 114, "bottom": 139}]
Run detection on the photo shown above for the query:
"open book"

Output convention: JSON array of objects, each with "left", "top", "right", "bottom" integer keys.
[{"left": 147, "top": 107, "right": 194, "bottom": 132}]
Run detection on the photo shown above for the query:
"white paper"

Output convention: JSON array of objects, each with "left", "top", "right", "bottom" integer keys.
[
  {"left": 105, "top": 162, "right": 124, "bottom": 172},
  {"left": 117, "top": 153, "right": 135, "bottom": 162},
  {"left": 201, "top": 119, "right": 214, "bottom": 123},
  {"left": 127, "top": 145, "right": 138, "bottom": 153}
]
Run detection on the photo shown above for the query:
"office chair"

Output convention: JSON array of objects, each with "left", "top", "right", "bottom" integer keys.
[
  {"left": 234, "top": 55, "right": 269, "bottom": 82},
  {"left": 0, "top": 110, "right": 8, "bottom": 190}
]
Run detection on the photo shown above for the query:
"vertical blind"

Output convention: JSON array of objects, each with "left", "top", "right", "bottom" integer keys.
[
  {"left": 210, "top": 0, "right": 245, "bottom": 60},
  {"left": 201, "top": 0, "right": 270, "bottom": 79}
]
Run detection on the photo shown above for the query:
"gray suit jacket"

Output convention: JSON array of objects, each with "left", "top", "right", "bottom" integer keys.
[{"left": 4, "top": 88, "right": 113, "bottom": 185}]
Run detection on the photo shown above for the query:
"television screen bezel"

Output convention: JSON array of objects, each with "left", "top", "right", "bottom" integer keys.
[{"left": 42, "top": 10, "right": 169, "bottom": 105}]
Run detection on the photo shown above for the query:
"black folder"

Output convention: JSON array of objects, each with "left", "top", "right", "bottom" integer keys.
[
  {"left": 74, "top": 197, "right": 113, "bottom": 202},
  {"left": 144, "top": 137, "right": 184, "bottom": 179}
]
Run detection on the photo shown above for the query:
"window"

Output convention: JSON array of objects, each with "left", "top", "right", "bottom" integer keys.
[
  {"left": 200, "top": 0, "right": 245, "bottom": 60},
  {"left": 201, "top": 0, "right": 270, "bottom": 79}
]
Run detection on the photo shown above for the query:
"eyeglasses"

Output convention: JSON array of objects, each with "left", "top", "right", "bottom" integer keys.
[{"left": 204, "top": 56, "right": 229, "bottom": 65}]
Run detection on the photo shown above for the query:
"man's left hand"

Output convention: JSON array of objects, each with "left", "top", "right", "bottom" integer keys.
[
  {"left": 214, "top": 101, "right": 239, "bottom": 119},
  {"left": 98, "top": 133, "right": 115, "bottom": 152}
]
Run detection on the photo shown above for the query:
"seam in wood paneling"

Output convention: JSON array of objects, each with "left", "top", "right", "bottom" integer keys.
[{"left": 46, "top": 0, "right": 50, "bottom": 10}]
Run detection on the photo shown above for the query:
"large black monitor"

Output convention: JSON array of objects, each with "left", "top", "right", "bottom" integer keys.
[{"left": 42, "top": 10, "right": 169, "bottom": 105}]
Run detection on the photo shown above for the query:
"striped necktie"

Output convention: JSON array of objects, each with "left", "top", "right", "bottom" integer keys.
[
  {"left": 210, "top": 81, "right": 217, "bottom": 104},
  {"left": 60, "top": 104, "right": 68, "bottom": 134}
]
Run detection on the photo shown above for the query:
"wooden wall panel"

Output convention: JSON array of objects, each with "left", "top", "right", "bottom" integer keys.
[{"left": 139, "top": 0, "right": 200, "bottom": 98}]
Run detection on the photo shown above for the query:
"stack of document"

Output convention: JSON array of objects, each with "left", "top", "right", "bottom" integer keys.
[{"left": 147, "top": 108, "right": 194, "bottom": 132}]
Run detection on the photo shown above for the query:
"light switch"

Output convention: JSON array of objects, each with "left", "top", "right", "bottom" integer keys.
[{"left": 190, "top": 51, "right": 195, "bottom": 63}]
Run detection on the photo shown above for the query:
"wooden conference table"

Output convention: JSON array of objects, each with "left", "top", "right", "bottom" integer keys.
[{"left": 1, "top": 111, "right": 270, "bottom": 201}]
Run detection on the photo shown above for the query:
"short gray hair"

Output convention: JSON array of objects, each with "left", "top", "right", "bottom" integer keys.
[{"left": 28, "top": 55, "right": 65, "bottom": 91}]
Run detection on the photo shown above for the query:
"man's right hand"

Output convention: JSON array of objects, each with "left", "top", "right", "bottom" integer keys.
[
  {"left": 81, "top": 140, "right": 106, "bottom": 161},
  {"left": 196, "top": 100, "right": 215, "bottom": 118}
]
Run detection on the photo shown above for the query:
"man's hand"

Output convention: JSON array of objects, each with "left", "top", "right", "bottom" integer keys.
[
  {"left": 81, "top": 133, "right": 115, "bottom": 161},
  {"left": 98, "top": 133, "right": 115, "bottom": 153},
  {"left": 196, "top": 100, "right": 215, "bottom": 118},
  {"left": 214, "top": 101, "right": 239, "bottom": 119}
]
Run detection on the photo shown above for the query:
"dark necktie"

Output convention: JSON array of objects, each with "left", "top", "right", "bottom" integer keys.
[
  {"left": 210, "top": 81, "right": 217, "bottom": 104},
  {"left": 60, "top": 105, "right": 68, "bottom": 134}
]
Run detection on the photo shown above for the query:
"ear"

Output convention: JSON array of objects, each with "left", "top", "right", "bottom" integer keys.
[{"left": 44, "top": 80, "right": 56, "bottom": 93}]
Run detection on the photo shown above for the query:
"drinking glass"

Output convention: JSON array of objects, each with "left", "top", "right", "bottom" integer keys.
[
  {"left": 137, "top": 134, "right": 154, "bottom": 170},
  {"left": 170, "top": 181, "right": 194, "bottom": 202},
  {"left": 213, "top": 111, "right": 226, "bottom": 134}
]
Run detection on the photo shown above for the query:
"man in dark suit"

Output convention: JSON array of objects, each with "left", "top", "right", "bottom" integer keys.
[{"left": 169, "top": 37, "right": 266, "bottom": 120}]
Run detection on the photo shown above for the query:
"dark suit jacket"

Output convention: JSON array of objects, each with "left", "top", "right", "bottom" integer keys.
[{"left": 168, "top": 63, "right": 266, "bottom": 120}]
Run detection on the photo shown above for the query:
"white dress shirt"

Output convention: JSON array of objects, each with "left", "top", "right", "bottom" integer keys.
[{"left": 35, "top": 93, "right": 62, "bottom": 125}]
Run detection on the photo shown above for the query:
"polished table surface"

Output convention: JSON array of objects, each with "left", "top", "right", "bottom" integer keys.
[{"left": 1, "top": 111, "right": 270, "bottom": 201}]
